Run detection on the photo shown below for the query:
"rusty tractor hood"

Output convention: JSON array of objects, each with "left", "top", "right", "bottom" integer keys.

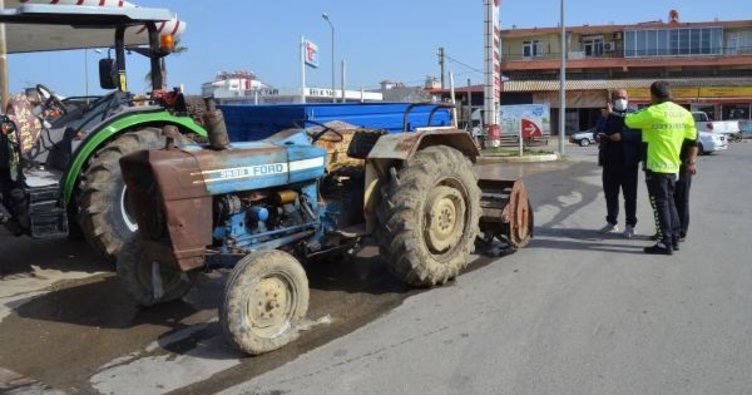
[{"left": 119, "top": 130, "right": 327, "bottom": 270}]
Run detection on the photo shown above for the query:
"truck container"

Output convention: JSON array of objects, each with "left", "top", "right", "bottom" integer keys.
[{"left": 218, "top": 102, "right": 452, "bottom": 142}]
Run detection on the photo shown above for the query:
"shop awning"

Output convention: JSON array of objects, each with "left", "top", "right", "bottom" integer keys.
[{"left": 503, "top": 78, "right": 752, "bottom": 102}]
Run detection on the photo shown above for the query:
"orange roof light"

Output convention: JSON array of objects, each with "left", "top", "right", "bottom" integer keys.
[{"left": 160, "top": 34, "right": 175, "bottom": 51}]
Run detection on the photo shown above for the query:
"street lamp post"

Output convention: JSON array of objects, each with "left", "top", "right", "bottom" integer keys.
[
  {"left": 559, "top": 0, "right": 567, "bottom": 156},
  {"left": 322, "top": 12, "right": 336, "bottom": 103}
]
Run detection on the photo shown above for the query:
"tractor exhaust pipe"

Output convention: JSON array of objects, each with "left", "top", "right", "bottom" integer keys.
[{"left": 203, "top": 98, "right": 231, "bottom": 150}]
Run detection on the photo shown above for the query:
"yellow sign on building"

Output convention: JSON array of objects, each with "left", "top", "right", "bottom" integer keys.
[
  {"left": 699, "top": 87, "right": 752, "bottom": 98},
  {"left": 625, "top": 87, "right": 700, "bottom": 99},
  {"left": 626, "top": 87, "right": 752, "bottom": 100}
]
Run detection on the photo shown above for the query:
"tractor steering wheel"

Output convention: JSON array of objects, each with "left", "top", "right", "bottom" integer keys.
[{"left": 36, "top": 84, "right": 68, "bottom": 116}]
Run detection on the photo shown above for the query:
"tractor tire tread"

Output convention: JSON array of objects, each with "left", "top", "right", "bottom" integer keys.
[
  {"left": 376, "top": 146, "right": 481, "bottom": 287},
  {"left": 117, "top": 234, "right": 198, "bottom": 306},
  {"left": 78, "top": 127, "right": 190, "bottom": 260},
  {"left": 220, "top": 250, "right": 309, "bottom": 355}
]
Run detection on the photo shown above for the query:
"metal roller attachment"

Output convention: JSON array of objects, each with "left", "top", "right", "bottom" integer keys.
[{"left": 478, "top": 178, "right": 534, "bottom": 248}]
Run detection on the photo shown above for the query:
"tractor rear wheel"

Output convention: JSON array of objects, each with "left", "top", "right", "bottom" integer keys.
[
  {"left": 377, "top": 146, "right": 481, "bottom": 287},
  {"left": 117, "top": 234, "right": 198, "bottom": 306},
  {"left": 221, "top": 250, "right": 309, "bottom": 355},
  {"left": 78, "top": 127, "right": 191, "bottom": 261}
]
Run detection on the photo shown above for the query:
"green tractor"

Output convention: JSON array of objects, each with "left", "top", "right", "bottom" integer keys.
[{"left": 0, "top": 4, "right": 206, "bottom": 260}]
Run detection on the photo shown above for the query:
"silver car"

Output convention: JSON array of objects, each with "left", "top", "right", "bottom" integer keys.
[
  {"left": 698, "top": 131, "right": 728, "bottom": 155},
  {"left": 570, "top": 127, "right": 597, "bottom": 147}
]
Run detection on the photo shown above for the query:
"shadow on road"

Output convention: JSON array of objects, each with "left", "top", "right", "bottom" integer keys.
[
  {"left": 531, "top": 227, "right": 646, "bottom": 255},
  {"left": 0, "top": 234, "right": 106, "bottom": 277}
]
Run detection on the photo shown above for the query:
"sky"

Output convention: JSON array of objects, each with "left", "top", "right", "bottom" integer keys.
[{"left": 6, "top": 0, "right": 752, "bottom": 96}]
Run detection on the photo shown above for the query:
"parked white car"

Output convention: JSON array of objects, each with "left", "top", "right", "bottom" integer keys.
[
  {"left": 570, "top": 127, "right": 597, "bottom": 147},
  {"left": 698, "top": 131, "right": 728, "bottom": 155},
  {"left": 692, "top": 111, "right": 740, "bottom": 135}
]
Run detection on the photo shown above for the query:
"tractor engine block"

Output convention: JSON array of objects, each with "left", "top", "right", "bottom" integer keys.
[{"left": 211, "top": 187, "right": 315, "bottom": 252}]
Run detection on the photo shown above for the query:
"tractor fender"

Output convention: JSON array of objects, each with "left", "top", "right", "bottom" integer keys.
[
  {"left": 363, "top": 130, "right": 479, "bottom": 233},
  {"left": 62, "top": 111, "right": 207, "bottom": 205},
  {"left": 366, "top": 129, "right": 479, "bottom": 164}
]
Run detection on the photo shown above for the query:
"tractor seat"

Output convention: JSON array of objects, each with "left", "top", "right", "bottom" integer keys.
[{"left": 5, "top": 93, "right": 42, "bottom": 157}]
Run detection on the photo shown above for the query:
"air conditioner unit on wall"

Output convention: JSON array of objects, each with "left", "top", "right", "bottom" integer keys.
[{"left": 604, "top": 42, "right": 615, "bottom": 52}]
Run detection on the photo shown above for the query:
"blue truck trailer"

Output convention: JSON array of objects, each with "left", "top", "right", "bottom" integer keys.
[{"left": 218, "top": 102, "right": 452, "bottom": 142}]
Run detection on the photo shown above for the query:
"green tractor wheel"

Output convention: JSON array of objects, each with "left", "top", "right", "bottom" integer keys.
[{"left": 77, "top": 127, "right": 191, "bottom": 261}]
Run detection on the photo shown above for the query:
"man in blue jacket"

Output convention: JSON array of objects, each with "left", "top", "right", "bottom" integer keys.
[{"left": 597, "top": 89, "right": 641, "bottom": 238}]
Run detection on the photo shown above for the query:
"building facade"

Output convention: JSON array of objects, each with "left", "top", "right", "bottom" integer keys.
[
  {"left": 201, "top": 70, "right": 383, "bottom": 105},
  {"left": 500, "top": 12, "right": 752, "bottom": 133}
]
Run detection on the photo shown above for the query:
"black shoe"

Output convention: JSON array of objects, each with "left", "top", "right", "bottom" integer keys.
[
  {"left": 644, "top": 243, "right": 673, "bottom": 255},
  {"left": 672, "top": 243, "right": 680, "bottom": 251}
]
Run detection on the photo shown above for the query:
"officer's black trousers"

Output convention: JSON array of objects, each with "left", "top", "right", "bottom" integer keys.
[
  {"left": 646, "top": 171, "right": 681, "bottom": 247},
  {"left": 674, "top": 172, "right": 692, "bottom": 239},
  {"left": 602, "top": 164, "right": 638, "bottom": 227}
]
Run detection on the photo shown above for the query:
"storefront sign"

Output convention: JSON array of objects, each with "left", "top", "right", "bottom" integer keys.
[
  {"left": 304, "top": 39, "right": 319, "bottom": 68},
  {"left": 306, "top": 88, "right": 335, "bottom": 97},
  {"left": 626, "top": 87, "right": 752, "bottom": 100},
  {"left": 698, "top": 87, "right": 752, "bottom": 98},
  {"left": 500, "top": 104, "right": 551, "bottom": 137},
  {"left": 625, "top": 87, "right": 699, "bottom": 100}
]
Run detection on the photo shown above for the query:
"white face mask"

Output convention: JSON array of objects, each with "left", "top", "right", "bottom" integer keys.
[{"left": 613, "top": 98, "right": 628, "bottom": 111}]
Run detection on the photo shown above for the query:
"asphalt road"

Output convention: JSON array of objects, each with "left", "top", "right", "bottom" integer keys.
[{"left": 1, "top": 142, "right": 751, "bottom": 394}]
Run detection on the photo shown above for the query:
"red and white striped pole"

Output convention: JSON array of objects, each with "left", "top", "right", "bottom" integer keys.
[{"left": 483, "top": 0, "right": 501, "bottom": 148}]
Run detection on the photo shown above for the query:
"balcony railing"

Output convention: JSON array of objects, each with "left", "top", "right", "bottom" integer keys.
[
  {"left": 504, "top": 69, "right": 752, "bottom": 82},
  {"left": 502, "top": 46, "right": 752, "bottom": 62},
  {"left": 502, "top": 51, "right": 618, "bottom": 61}
]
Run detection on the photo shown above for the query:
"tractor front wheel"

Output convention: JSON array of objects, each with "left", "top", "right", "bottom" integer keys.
[
  {"left": 377, "top": 146, "right": 481, "bottom": 287},
  {"left": 221, "top": 250, "right": 309, "bottom": 355},
  {"left": 78, "top": 127, "right": 190, "bottom": 261}
]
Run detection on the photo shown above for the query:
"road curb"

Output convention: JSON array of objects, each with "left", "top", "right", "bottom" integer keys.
[{"left": 478, "top": 152, "right": 561, "bottom": 164}]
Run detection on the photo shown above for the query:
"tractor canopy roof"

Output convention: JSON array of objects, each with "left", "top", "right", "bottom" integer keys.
[{"left": 0, "top": 4, "right": 183, "bottom": 53}]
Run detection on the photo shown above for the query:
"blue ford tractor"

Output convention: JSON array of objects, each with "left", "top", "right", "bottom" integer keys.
[{"left": 117, "top": 101, "right": 533, "bottom": 355}]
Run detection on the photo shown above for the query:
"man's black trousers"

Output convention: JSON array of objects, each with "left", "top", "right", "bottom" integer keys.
[
  {"left": 674, "top": 172, "right": 692, "bottom": 239},
  {"left": 646, "top": 170, "right": 681, "bottom": 247},
  {"left": 602, "top": 164, "right": 639, "bottom": 227}
]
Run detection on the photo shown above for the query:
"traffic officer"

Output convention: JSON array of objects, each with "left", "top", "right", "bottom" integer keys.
[
  {"left": 597, "top": 89, "right": 641, "bottom": 238},
  {"left": 625, "top": 81, "right": 698, "bottom": 255}
]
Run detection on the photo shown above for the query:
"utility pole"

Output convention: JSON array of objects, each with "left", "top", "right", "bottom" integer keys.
[
  {"left": 0, "top": 0, "right": 8, "bottom": 110},
  {"left": 437, "top": 47, "right": 445, "bottom": 89},
  {"left": 559, "top": 0, "right": 567, "bottom": 156},
  {"left": 467, "top": 78, "right": 473, "bottom": 128},
  {"left": 299, "top": 36, "right": 306, "bottom": 104},
  {"left": 322, "top": 13, "right": 336, "bottom": 103},
  {"left": 449, "top": 72, "right": 457, "bottom": 128},
  {"left": 340, "top": 59, "right": 346, "bottom": 103}
]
